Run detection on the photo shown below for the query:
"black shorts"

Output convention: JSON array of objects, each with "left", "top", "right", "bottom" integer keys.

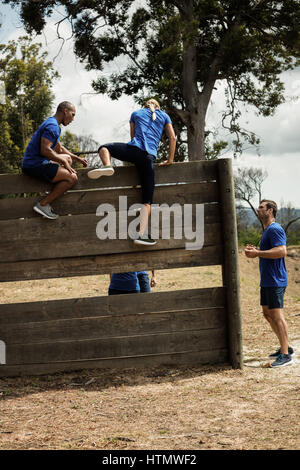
[
  {"left": 260, "top": 286, "right": 286, "bottom": 309},
  {"left": 22, "top": 162, "right": 59, "bottom": 182},
  {"left": 108, "top": 288, "right": 140, "bottom": 295},
  {"left": 99, "top": 143, "right": 156, "bottom": 205}
]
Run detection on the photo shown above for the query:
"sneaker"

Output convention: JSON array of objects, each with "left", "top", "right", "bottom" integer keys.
[
  {"left": 270, "top": 353, "right": 293, "bottom": 368},
  {"left": 33, "top": 202, "right": 59, "bottom": 220},
  {"left": 134, "top": 235, "right": 157, "bottom": 246},
  {"left": 87, "top": 166, "right": 114, "bottom": 179},
  {"left": 269, "top": 346, "right": 294, "bottom": 358}
]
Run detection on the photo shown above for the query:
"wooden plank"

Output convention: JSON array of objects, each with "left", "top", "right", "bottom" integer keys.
[
  {"left": 0, "top": 198, "right": 219, "bottom": 242},
  {"left": 0, "top": 161, "right": 218, "bottom": 195},
  {"left": 5, "top": 327, "right": 227, "bottom": 364},
  {"left": 0, "top": 182, "right": 220, "bottom": 220},
  {"left": 0, "top": 245, "right": 223, "bottom": 281},
  {"left": 0, "top": 349, "right": 229, "bottom": 377},
  {"left": 1, "top": 308, "right": 226, "bottom": 344},
  {"left": 218, "top": 158, "right": 243, "bottom": 369},
  {"left": 0, "top": 287, "right": 225, "bottom": 324},
  {"left": 0, "top": 212, "right": 221, "bottom": 262}
]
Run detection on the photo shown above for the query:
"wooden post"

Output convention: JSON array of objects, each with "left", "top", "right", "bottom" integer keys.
[{"left": 218, "top": 158, "right": 243, "bottom": 369}]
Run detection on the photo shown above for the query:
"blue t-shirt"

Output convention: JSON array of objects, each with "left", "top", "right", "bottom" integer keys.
[
  {"left": 128, "top": 108, "right": 172, "bottom": 157},
  {"left": 259, "top": 222, "right": 288, "bottom": 287},
  {"left": 22, "top": 116, "right": 61, "bottom": 168},
  {"left": 109, "top": 272, "right": 140, "bottom": 292}
]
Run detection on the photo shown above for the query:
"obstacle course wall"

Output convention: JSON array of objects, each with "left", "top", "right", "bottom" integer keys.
[{"left": 0, "top": 159, "right": 242, "bottom": 376}]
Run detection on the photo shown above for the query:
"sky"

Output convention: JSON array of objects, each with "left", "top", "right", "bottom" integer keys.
[{"left": 0, "top": 2, "right": 300, "bottom": 209}]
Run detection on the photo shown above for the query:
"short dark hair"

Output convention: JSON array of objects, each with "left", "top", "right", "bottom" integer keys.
[
  {"left": 57, "top": 101, "right": 74, "bottom": 112},
  {"left": 260, "top": 199, "right": 277, "bottom": 218}
]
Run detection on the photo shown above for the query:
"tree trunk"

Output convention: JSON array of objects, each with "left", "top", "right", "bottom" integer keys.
[
  {"left": 186, "top": 107, "right": 206, "bottom": 161},
  {"left": 179, "top": 0, "right": 217, "bottom": 161}
]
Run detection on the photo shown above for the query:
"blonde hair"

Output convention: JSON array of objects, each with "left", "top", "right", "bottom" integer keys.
[{"left": 145, "top": 98, "right": 160, "bottom": 120}]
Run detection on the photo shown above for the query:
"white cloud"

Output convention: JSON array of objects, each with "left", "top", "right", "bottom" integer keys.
[
  {"left": 231, "top": 152, "right": 300, "bottom": 209},
  {"left": 3, "top": 12, "right": 136, "bottom": 145},
  {"left": 208, "top": 68, "right": 300, "bottom": 157},
  {"left": 208, "top": 70, "right": 300, "bottom": 208},
  {"left": 1, "top": 3, "right": 299, "bottom": 208}
]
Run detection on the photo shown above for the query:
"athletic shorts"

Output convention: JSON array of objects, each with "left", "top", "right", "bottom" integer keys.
[
  {"left": 137, "top": 272, "right": 151, "bottom": 293},
  {"left": 99, "top": 143, "right": 156, "bottom": 205},
  {"left": 108, "top": 288, "right": 140, "bottom": 295},
  {"left": 260, "top": 286, "right": 286, "bottom": 309},
  {"left": 22, "top": 162, "right": 59, "bottom": 183}
]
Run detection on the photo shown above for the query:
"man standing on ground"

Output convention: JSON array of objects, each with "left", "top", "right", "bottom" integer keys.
[
  {"left": 244, "top": 199, "right": 294, "bottom": 368},
  {"left": 21, "top": 101, "right": 88, "bottom": 219}
]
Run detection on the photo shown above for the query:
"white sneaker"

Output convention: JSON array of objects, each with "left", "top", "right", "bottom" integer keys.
[{"left": 87, "top": 166, "right": 114, "bottom": 179}]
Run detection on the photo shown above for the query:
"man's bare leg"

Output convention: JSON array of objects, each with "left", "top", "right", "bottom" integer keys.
[
  {"left": 263, "top": 306, "right": 289, "bottom": 355},
  {"left": 40, "top": 166, "right": 78, "bottom": 206}
]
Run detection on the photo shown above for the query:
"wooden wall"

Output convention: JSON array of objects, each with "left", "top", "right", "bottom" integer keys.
[{"left": 0, "top": 160, "right": 242, "bottom": 376}]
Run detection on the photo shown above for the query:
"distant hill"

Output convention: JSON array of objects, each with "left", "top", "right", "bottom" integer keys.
[{"left": 236, "top": 205, "right": 300, "bottom": 230}]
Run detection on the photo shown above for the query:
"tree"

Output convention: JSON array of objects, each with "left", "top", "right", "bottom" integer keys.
[
  {"left": 60, "top": 130, "right": 99, "bottom": 167},
  {"left": 234, "top": 167, "right": 300, "bottom": 234},
  {"left": 234, "top": 166, "right": 267, "bottom": 231},
  {"left": 277, "top": 200, "right": 300, "bottom": 234},
  {"left": 5, "top": 0, "right": 300, "bottom": 160},
  {"left": 0, "top": 35, "right": 59, "bottom": 173}
]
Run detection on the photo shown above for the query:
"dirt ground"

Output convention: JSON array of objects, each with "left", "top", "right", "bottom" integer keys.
[{"left": 0, "top": 249, "right": 299, "bottom": 450}]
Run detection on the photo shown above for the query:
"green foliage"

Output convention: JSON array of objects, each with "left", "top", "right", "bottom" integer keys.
[
  {"left": 205, "top": 135, "right": 228, "bottom": 160},
  {"left": 287, "top": 230, "right": 300, "bottom": 246},
  {"left": 0, "top": 35, "right": 59, "bottom": 173},
  {"left": 238, "top": 226, "right": 300, "bottom": 247},
  {"left": 60, "top": 131, "right": 99, "bottom": 167},
  {"left": 5, "top": 1, "right": 300, "bottom": 159},
  {"left": 60, "top": 130, "right": 81, "bottom": 154},
  {"left": 238, "top": 227, "right": 262, "bottom": 247}
]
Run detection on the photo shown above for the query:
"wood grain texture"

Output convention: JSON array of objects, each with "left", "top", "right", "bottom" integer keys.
[
  {"left": 0, "top": 349, "right": 229, "bottom": 377},
  {"left": 0, "top": 245, "right": 223, "bottom": 282},
  {"left": 0, "top": 159, "right": 242, "bottom": 374},
  {"left": 0, "top": 287, "right": 225, "bottom": 324},
  {"left": 0, "top": 183, "right": 220, "bottom": 220},
  {"left": 5, "top": 327, "right": 227, "bottom": 364},
  {"left": 0, "top": 161, "right": 218, "bottom": 195}
]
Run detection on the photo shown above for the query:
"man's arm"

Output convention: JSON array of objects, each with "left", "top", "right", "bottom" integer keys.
[
  {"left": 56, "top": 142, "right": 88, "bottom": 167},
  {"left": 40, "top": 137, "right": 76, "bottom": 174},
  {"left": 245, "top": 245, "right": 287, "bottom": 259}
]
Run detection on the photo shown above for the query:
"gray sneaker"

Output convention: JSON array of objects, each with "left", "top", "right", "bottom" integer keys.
[
  {"left": 87, "top": 166, "right": 114, "bottom": 179},
  {"left": 269, "top": 346, "right": 294, "bottom": 358},
  {"left": 33, "top": 202, "right": 59, "bottom": 220},
  {"left": 270, "top": 353, "right": 293, "bottom": 368}
]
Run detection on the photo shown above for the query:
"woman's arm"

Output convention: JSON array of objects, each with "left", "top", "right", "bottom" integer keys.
[
  {"left": 159, "top": 123, "right": 176, "bottom": 166},
  {"left": 130, "top": 122, "right": 135, "bottom": 140}
]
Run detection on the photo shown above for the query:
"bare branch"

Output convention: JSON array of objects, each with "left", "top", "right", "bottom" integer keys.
[{"left": 283, "top": 216, "right": 300, "bottom": 234}]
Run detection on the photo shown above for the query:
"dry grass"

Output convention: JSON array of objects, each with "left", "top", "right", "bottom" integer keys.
[{"left": 0, "top": 249, "right": 300, "bottom": 450}]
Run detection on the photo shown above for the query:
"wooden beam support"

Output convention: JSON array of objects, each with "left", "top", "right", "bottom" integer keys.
[{"left": 218, "top": 158, "right": 243, "bottom": 369}]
